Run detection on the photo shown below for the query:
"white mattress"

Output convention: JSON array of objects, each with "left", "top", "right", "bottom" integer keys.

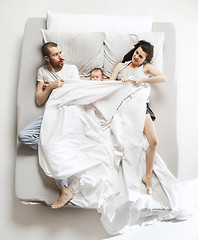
[{"left": 16, "top": 17, "right": 177, "bottom": 206}]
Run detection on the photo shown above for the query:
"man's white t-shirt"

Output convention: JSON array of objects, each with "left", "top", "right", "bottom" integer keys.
[{"left": 37, "top": 64, "right": 80, "bottom": 82}]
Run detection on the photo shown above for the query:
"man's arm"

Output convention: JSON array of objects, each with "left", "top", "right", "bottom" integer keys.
[{"left": 35, "top": 79, "right": 64, "bottom": 106}]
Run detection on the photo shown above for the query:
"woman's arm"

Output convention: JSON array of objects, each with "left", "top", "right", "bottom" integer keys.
[
  {"left": 109, "top": 63, "right": 123, "bottom": 80},
  {"left": 133, "top": 64, "right": 167, "bottom": 85},
  {"left": 143, "top": 63, "right": 167, "bottom": 83}
]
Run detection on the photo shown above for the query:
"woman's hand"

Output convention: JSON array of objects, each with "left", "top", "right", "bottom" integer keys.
[
  {"left": 132, "top": 78, "right": 144, "bottom": 85},
  {"left": 122, "top": 77, "right": 143, "bottom": 85},
  {"left": 121, "top": 77, "right": 131, "bottom": 82}
]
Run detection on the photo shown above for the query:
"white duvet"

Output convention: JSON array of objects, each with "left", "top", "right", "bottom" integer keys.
[{"left": 39, "top": 80, "right": 197, "bottom": 234}]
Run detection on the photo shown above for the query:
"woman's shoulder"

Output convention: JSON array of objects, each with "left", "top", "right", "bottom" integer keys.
[
  {"left": 110, "top": 62, "right": 124, "bottom": 80},
  {"left": 116, "top": 61, "right": 132, "bottom": 69},
  {"left": 142, "top": 63, "right": 152, "bottom": 73},
  {"left": 143, "top": 63, "right": 152, "bottom": 68},
  {"left": 116, "top": 62, "right": 124, "bottom": 67},
  {"left": 113, "top": 62, "right": 124, "bottom": 71}
]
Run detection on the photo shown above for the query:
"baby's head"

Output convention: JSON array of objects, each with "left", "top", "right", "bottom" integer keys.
[{"left": 90, "top": 68, "right": 103, "bottom": 81}]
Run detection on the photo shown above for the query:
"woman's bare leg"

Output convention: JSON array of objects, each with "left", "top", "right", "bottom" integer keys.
[{"left": 142, "top": 114, "right": 158, "bottom": 195}]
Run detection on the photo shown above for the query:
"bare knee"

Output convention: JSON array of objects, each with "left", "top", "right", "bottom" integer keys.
[{"left": 148, "top": 137, "right": 158, "bottom": 150}]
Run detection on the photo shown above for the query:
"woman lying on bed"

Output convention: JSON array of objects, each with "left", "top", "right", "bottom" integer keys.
[{"left": 109, "top": 40, "right": 167, "bottom": 194}]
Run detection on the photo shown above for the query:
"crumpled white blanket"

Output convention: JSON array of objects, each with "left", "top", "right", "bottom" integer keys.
[{"left": 38, "top": 80, "right": 198, "bottom": 234}]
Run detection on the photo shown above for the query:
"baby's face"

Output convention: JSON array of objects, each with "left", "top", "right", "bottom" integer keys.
[{"left": 90, "top": 70, "right": 103, "bottom": 81}]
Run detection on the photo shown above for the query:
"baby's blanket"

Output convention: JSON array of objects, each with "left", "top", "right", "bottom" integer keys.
[{"left": 39, "top": 80, "right": 193, "bottom": 234}]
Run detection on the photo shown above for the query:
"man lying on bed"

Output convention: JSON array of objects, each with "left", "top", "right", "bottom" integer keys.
[{"left": 18, "top": 42, "right": 80, "bottom": 209}]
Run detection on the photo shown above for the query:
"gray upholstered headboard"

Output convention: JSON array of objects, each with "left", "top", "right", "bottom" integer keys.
[{"left": 16, "top": 18, "right": 177, "bottom": 205}]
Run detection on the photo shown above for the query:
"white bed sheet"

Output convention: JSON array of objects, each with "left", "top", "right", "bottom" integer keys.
[{"left": 38, "top": 79, "right": 195, "bottom": 234}]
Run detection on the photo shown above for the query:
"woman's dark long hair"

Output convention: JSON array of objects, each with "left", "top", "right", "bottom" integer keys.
[{"left": 122, "top": 40, "right": 154, "bottom": 63}]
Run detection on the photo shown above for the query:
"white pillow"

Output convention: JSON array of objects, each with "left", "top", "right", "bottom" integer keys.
[
  {"left": 47, "top": 10, "right": 153, "bottom": 33},
  {"left": 47, "top": 10, "right": 105, "bottom": 33},
  {"left": 103, "top": 32, "right": 165, "bottom": 77},
  {"left": 103, "top": 15, "right": 153, "bottom": 34},
  {"left": 41, "top": 29, "right": 104, "bottom": 76}
]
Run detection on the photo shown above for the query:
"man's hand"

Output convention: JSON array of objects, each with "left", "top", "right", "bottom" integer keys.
[
  {"left": 50, "top": 79, "right": 65, "bottom": 90},
  {"left": 42, "top": 80, "right": 50, "bottom": 91},
  {"left": 36, "top": 79, "right": 64, "bottom": 106}
]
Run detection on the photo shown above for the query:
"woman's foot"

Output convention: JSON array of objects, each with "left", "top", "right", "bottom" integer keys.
[
  {"left": 142, "top": 176, "right": 152, "bottom": 195},
  {"left": 51, "top": 186, "right": 73, "bottom": 209}
]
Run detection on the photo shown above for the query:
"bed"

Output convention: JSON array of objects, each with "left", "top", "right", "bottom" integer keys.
[{"left": 16, "top": 12, "right": 178, "bottom": 233}]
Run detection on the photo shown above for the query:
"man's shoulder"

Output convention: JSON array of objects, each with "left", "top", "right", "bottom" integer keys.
[
  {"left": 37, "top": 65, "right": 51, "bottom": 78},
  {"left": 38, "top": 65, "right": 50, "bottom": 72}
]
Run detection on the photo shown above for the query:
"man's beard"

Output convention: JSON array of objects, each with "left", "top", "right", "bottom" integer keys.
[{"left": 49, "top": 58, "right": 64, "bottom": 70}]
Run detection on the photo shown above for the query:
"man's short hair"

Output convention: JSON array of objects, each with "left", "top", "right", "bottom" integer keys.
[{"left": 42, "top": 42, "right": 58, "bottom": 57}]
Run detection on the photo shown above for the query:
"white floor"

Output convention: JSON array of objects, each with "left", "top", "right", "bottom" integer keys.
[{"left": 103, "top": 215, "right": 198, "bottom": 240}]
